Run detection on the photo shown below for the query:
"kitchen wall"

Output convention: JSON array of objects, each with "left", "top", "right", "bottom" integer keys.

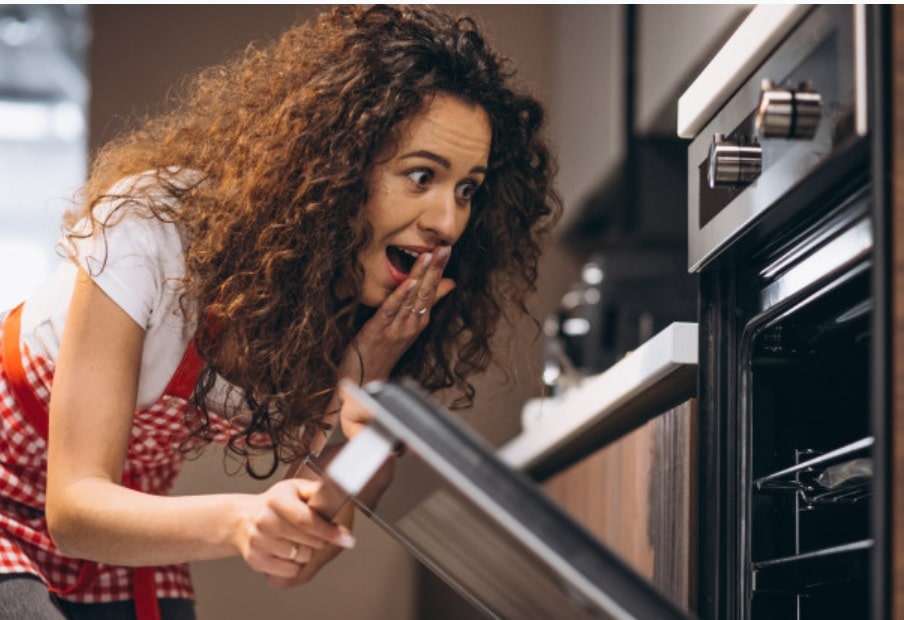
[{"left": 634, "top": 5, "right": 751, "bottom": 136}]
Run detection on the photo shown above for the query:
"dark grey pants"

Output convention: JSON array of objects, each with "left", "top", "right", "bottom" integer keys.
[{"left": 0, "top": 574, "right": 195, "bottom": 620}]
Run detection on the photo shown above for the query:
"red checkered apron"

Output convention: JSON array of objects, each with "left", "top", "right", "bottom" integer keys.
[{"left": 0, "top": 303, "right": 215, "bottom": 619}]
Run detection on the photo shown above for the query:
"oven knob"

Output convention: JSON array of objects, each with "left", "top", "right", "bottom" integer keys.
[
  {"left": 756, "top": 79, "right": 822, "bottom": 139},
  {"left": 707, "top": 134, "right": 762, "bottom": 189}
]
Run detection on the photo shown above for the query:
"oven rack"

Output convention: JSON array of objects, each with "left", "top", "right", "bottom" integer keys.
[
  {"left": 751, "top": 539, "right": 872, "bottom": 595},
  {"left": 753, "top": 436, "right": 873, "bottom": 506}
]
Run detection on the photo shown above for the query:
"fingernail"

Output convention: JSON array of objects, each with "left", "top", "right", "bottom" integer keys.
[
  {"left": 420, "top": 252, "right": 433, "bottom": 268},
  {"left": 437, "top": 246, "right": 451, "bottom": 261},
  {"left": 335, "top": 532, "right": 356, "bottom": 549}
]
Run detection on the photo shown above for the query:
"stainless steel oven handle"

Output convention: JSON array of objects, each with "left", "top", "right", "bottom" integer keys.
[
  {"left": 759, "top": 217, "right": 872, "bottom": 312},
  {"left": 854, "top": 4, "right": 868, "bottom": 136}
]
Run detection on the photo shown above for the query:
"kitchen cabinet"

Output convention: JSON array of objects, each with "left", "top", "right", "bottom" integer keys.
[{"left": 543, "top": 399, "right": 697, "bottom": 613}]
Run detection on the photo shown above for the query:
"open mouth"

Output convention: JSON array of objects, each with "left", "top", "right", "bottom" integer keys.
[{"left": 387, "top": 246, "right": 421, "bottom": 276}]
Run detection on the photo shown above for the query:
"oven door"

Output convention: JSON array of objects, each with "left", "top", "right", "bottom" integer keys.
[{"left": 314, "top": 379, "right": 694, "bottom": 620}]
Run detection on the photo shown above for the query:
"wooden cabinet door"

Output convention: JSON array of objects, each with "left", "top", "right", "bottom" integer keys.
[
  {"left": 892, "top": 6, "right": 904, "bottom": 618},
  {"left": 543, "top": 400, "right": 697, "bottom": 613}
]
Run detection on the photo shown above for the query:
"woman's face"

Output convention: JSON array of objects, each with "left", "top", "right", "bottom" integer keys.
[{"left": 358, "top": 94, "right": 492, "bottom": 308}]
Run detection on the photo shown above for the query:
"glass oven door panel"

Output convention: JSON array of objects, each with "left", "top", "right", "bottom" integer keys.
[
  {"left": 744, "top": 266, "right": 873, "bottom": 618},
  {"left": 327, "top": 380, "right": 695, "bottom": 620}
]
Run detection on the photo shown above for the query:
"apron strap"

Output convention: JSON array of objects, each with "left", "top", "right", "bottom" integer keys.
[
  {"left": 2, "top": 304, "right": 49, "bottom": 438},
  {"left": 0, "top": 303, "right": 193, "bottom": 620},
  {"left": 163, "top": 337, "right": 204, "bottom": 399}
]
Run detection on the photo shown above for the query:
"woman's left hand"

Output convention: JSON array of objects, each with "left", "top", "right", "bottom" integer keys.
[
  {"left": 267, "top": 442, "right": 397, "bottom": 588},
  {"left": 339, "top": 246, "right": 454, "bottom": 439},
  {"left": 263, "top": 499, "right": 355, "bottom": 589}
]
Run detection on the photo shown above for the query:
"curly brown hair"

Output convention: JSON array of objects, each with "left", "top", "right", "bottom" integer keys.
[{"left": 65, "top": 4, "right": 561, "bottom": 477}]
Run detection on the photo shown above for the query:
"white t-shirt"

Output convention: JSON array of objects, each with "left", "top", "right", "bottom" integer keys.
[{"left": 19, "top": 170, "right": 235, "bottom": 410}]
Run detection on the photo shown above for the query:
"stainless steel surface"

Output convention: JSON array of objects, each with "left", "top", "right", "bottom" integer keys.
[
  {"left": 690, "top": 7, "right": 882, "bottom": 617},
  {"left": 677, "top": 5, "right": 812, "bottom": 139},
  {"left": 707, "top": 134, "right": 762, "bottom": 188},
  {"left": 321, "top": 423, "right": 395, "bottom": 497},
  {"left": 327, "top": 379, "right": 694, "bottom": 620},
  {"left": 758, "top": 215, "right": 872, "bottom": 312},
  {"left": 687, "top": 5, "right": 865, "bottom": 272},
  {"left": 755, "top": 79, "right": 822, "bottom": 139},
  {"left": 853, "top": 4, "right": 868, "bottom": 136}
]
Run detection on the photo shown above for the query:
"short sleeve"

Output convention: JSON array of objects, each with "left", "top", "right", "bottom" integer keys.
[{"left": 70, "top": 178, "right": 186, "bottom": 332}]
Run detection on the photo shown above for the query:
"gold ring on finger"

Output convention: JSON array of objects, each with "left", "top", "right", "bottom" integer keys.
[{"left": 411, "top": 306, "right": 428, "bottom": 316}]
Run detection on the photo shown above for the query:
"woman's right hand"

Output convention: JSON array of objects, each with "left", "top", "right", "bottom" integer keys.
[
  {"left": 338, "top": 246, "right": 454, "bottom": 439},
  {"left": 234, "top": 478, "right": 356, "bottom": 581}
]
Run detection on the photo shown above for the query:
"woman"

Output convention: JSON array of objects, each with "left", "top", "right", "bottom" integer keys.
[{"left": 0, "top": 5, "right": 560, "bottom": 619}]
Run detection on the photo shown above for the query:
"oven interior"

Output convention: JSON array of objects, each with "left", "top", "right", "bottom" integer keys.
[{"left": 746, "top": 263, "right": 872, "bottom": 618}]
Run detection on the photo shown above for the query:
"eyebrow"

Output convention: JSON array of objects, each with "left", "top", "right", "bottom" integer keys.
[{"left": 399, "top": 150, "right": 488, "bottom": 175}]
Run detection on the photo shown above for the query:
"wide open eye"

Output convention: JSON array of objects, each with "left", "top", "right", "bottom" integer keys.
[
  {"left": 455, "top": 180, "right": 480, "bottom": 202},
  {"left": 406, "top": 169, "right": 433, "bottom": 188}
]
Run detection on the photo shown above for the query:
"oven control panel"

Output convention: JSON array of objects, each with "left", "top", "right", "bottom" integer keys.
[{"left": 686, "top": 5, "right": 867, "bottom": 272}]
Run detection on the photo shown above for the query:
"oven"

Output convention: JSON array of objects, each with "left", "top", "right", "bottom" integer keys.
[{"left": 678, "top": 5, "right": 892, "bottom": 619}]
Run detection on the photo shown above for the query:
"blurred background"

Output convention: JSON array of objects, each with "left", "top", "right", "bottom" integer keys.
[{"left": 0, "top": 5, "right": 748, "bottom": 618}]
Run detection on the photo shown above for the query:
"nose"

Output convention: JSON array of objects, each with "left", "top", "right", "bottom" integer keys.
[{"left": 417, "top": 190, "right": 468, "bottom": 244}]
